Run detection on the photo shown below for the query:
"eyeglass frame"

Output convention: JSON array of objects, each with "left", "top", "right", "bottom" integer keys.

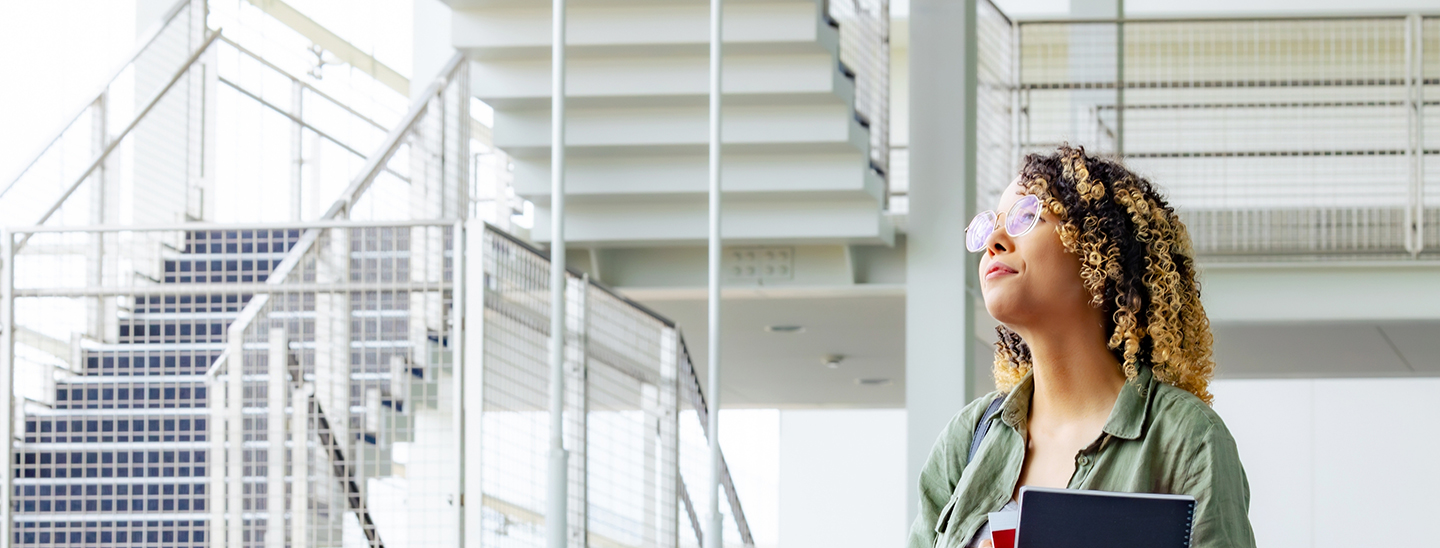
[{"left": 965, "top": 194, "right": 1043, "bottom": 252}]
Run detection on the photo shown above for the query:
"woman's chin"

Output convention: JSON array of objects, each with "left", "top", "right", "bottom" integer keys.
[{"left": 983, "top": 301, "right": 1025, "bottom": 326}]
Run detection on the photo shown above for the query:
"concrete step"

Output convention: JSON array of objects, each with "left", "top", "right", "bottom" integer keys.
[
  {"left": 530, "top": 197, "right": 894, "bottom": 245},
  {"left": 472, "top": 52, "right": 852, "bottom": 109},
  {"left": 451, "top": 0, "right": 831, "bottom": 60},
  {"left": 511, "top": 153, "right": 883, "bottom": 203},
  {"left": 495, "top": 103, "right": 869, "bottom": 157}
]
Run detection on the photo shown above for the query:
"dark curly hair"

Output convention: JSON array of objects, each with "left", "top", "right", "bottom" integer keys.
[{"left": 992, "top": 145, "right": 1216, "bottom": 404}]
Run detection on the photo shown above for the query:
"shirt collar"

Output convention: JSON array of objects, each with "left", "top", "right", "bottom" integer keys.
[
  {"left": 997, "top": 364, "right": 1155, "bottom": 440},
  {"left": 1102, "top": 364, "right": 1154, "bottom": 440}
]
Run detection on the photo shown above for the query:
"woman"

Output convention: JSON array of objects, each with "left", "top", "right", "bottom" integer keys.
[{"left": 907, "top": 146, "right": 1255, "bottom": 548}]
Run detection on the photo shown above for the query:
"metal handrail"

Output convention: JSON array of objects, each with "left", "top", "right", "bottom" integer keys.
[
  {"left": 14, "top": 29, "right": 223, "bottom": 251},
  {"left": 1, "top": 0, "right": 193, "bottom": 197},
  {"left": 1015, "top": 12, "right": 1440, "bottom": 25}
]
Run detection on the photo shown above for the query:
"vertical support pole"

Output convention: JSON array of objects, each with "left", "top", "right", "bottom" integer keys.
[
  {"left": 227, "top": 333, "right": 246, "bottom": 548},
  {"left": 292, "top": 384, "right": 310, "bottom": 548},
  {"left": 291, "top": 80, "right": 305, "bottom": 222},
  {"left": 462, "top": 220, "right": 486, "bottom": 548},
  {"left": 547, "top": 0, "right": 570, "bottom": 545},
  {"left": 210, "top": 363, "right": 228, "bottom": 548},
  {"left": 906, "top": 0, "right": 978, "bottom": 523},
  {"left": 706, "top": 0, "right": 725, "bottom": 546},
  {"left": 268, "top": 328, "right": 289, "bottom": 548},
  {"left": 1114, "top": 0, "right": 1124, "bottom": 158},
  {"left": 657, "top": 328, "right": 680, "bottom": 548},
  {"left": 0, "top": 230, "right": 15, "bottom": 548},
  {"left": 566, "top": 276, "right": 589, "bottom": 547}
]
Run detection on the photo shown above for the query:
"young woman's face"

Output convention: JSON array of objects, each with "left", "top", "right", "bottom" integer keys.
[{"left": 977, "top": 179, "right": 1094, "bottom": 329}]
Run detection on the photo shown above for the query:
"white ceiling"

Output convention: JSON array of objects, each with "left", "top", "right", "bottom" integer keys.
[{"left": 630, "top": 291, "right": 1440, "bottom": 408}]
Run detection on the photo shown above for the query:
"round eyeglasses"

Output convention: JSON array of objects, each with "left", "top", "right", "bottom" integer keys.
[{"left": 965, "top": 194, "right": 1043, "bottom": 252}]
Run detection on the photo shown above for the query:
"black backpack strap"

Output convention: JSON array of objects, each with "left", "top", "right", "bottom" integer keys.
[{"left": 967, "top": 395, "right": 1006, "bottom": 464}]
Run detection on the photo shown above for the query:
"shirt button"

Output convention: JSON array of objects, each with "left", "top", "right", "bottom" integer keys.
[{"left": 1077, "top": 456, "right": 1091, "bottom": 466}]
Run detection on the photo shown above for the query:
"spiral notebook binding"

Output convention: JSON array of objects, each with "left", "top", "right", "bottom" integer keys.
[{"left": 1182, "top": 502, "right": 1196, "bottom": 547}]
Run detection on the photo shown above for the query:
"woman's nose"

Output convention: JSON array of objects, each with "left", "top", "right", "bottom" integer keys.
[{"left": 986, "top": 223, "right": 1013, "bottom": 255}]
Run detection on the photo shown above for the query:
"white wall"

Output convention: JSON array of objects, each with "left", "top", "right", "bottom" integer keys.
[
  {"left": 784, "top": 378, "right": 1440, "bottom": 548},
  {"left": 779, "top": 409, "right": 909, "bottom": 548},
  {"left": 1211, "top": 378, "right": 1440, "bottom": 548}
]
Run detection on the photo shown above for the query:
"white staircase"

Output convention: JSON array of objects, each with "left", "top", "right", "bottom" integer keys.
[{"left": 447, "top": 0, "right": 892, "bottom": 247}]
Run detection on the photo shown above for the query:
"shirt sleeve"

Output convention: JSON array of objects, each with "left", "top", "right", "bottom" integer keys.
[
  {"left": 906, "top": 393, "right": 1000, "bottom": 548},
  {"left": 1177, "top": 422, "right": 1257, "bottom": 548}
]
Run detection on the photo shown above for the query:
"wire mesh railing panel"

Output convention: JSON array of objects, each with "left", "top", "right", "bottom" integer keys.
[
  {"left": 477, "top": 229, "right": 566, "bottom": 548},
  {"left": 584, "top": 286, "right": 677, "bottom": 548},
  {"left": 1018, "top": 15, "right": 1436, "bottom": 258},
  {"left": 828, "top": 0, "right": 890, "bottom": 178},
  {"left": 1019, "top": 22, "right": 1121, "bottom": 158},
  {"left": 977, "top": 0, "right": 1015, "bottom": 211}
]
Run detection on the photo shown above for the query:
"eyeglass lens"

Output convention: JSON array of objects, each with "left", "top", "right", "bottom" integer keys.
[{"left": 965, "top": 195, "right": 1041, "bottom": 252}]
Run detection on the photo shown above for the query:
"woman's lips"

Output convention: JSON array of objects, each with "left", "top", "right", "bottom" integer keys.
[{"left": 984, "top": 261, "right": 1018, "bottom": 280}]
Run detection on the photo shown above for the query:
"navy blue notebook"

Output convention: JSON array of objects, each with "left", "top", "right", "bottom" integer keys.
[{"left": 1015, "top": 487, "right": 1196, "bottom": 548}]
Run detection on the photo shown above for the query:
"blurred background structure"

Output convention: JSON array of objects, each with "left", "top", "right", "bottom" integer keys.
[{"left": 1, "top": 0, "right": 1439, "bottom": 547}]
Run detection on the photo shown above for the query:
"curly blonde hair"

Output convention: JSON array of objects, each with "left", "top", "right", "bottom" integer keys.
[{"left": 991, "top": 145, "right": 1216, "bottom": 404}]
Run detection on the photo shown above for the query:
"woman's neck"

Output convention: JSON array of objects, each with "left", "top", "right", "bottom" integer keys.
[{"left": 1019, "top": 322, "right": 1126, "bottom": 425}]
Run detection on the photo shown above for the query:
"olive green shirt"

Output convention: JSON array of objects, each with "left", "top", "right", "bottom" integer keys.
[{"left": 907, "top": 366, "right": 1256, "bottom": 548}]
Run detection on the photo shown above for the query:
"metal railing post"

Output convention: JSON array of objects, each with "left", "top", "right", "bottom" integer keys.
[
  {"left": 291, "top": 80, "right": 305, "bottom": 221},
  {"left": 567, "top": 275, "right": 589, "bottom": 546},
  {"left": 1407, "top": 14, "right": 1425, "bottom": 256},
  {"left": 291, "top": 383, "right": 310, "bottom": 548},
  {"left": 547, "top": 0, "right": 571, "bottom": 545},
  {"left": 226, "top": 332, "right": 246, "bottom": 548},
  {"left": 268, "top": 328, "right": 289, "bottom": 548},
  {"left": 705, "top": 0, "right": 726, "bottom": 546},
  {"left": 0, "top": 230, "right": 15, "bottom": 548},
  {"left": 457, "top": 220, "right": 477, "bottom": 548},
  {"left": 1115, "top": 0, "right": 1125, "bottom": 158},
  {"left": 89, "top": 94, "right": 108, "bottom": 339}
]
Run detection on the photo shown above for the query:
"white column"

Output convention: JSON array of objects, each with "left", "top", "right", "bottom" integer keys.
[
  {"left": 905, "top": 0, "right": 979, "bottom": 524},
  {"left": 268, "top": 328, "right": 289, "bottom": 548}
]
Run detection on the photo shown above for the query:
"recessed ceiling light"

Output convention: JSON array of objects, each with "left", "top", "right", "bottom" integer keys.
[
  {"left": 823, "top": 354, "right": 844, "bottom": 369},
  {"left": 855, "top": 378, "right": 892, "bottom": 387},
  {"left": 764, "top": 325, "right": 805, "bottom": 333}
]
